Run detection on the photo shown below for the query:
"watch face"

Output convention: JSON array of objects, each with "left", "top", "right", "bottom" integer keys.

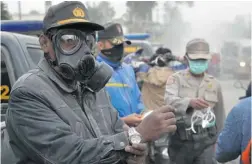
[{"left": 131, "top": 135, "right": 141, "bottom": 144}]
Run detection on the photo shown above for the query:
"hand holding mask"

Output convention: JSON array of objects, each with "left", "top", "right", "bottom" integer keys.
[{"left": 186, "top": 107, "right": 216, "bottom": 133}]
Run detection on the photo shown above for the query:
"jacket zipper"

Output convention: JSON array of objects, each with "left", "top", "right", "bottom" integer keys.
[
  {"left": 77, "top": 84, "right": 97, "bottom": 137},
  {"left": 116, "top": 67, "right": 133, "bottom": 114}
]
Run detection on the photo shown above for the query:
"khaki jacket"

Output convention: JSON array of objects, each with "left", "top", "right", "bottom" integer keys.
[
  {"left": 138, "top": 66, "right": 174, "bottom": 111},
  {"left": 165, "top": 69, "right": 226, "bottom": 134}
]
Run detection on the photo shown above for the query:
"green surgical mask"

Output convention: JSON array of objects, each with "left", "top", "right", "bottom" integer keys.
[{"left": 188, "top": 59, "right": 209, "bottom": 74}]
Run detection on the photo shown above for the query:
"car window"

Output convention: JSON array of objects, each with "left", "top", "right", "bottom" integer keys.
[
  {"left": 141, "top": 43, "right": 153, "bottom": 57},
  {"left": 1, "top": 60, "right": 11, "bottom": 104},
  {"left": 27, "top": 47, "right": 44, "bottom": 65}
]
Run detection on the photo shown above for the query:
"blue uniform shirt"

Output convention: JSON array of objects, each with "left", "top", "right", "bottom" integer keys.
[
  {"left": 97, "top": 54, "right": 144, "bottom": 117},
  {"left": 216, "top": 97, "right": 251, "bottom": 163}
]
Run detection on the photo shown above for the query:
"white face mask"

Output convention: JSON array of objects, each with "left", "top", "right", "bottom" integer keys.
[{"left": 186, "top": 107, "right": 216, "bottom": 133}]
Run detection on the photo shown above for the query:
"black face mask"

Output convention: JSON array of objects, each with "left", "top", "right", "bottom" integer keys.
[
  {"left": 51, "top": 29, "right": 113, "bottom": 92},
  {"left": 101, "top": 44, "right": 124, "bottom": 62}
]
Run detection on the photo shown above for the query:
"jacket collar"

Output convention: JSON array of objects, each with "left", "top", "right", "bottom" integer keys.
[
  {"left": 185, "top": 69, "right": 211, "bottom": 88},
  {"left": 38, "top": 58, "right": 78, "bottom": 93},
  {"left": 97, "top": 53, "right": 121, "bottom": 69}
]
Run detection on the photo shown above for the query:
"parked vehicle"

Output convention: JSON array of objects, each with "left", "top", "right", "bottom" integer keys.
[
  {"left": 1, "top": 21, "right": 44, "bottom": 164},
  {"left": 220, "top": 39, "right": 251, "bottom": 79},
  {"left": 124, "top": 33, "right": 154, "bottom": 62}
]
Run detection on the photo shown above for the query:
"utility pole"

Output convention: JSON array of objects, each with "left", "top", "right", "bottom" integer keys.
[{"left": 18, "top": 1, "right": 22, "bottom": 20}]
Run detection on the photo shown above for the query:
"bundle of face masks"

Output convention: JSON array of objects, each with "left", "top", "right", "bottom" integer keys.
[{"left": 186, "top": 107, "right": 216, "bottom": 133}]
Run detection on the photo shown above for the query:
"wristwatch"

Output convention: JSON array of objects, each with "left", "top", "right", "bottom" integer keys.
[{"left": 128, "top": 127, "right": 142, "bottom": 144}]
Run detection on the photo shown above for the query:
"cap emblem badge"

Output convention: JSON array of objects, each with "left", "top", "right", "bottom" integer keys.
[{"left": 73, "top": 7, "right": 85, "bottom": 17}]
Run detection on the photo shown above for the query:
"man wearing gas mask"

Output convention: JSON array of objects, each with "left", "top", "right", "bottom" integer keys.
[
  {"left": 5, "top": 2, "right": 177, "bottom": 164},
  {"left": 138, "top": 47, "right": 175, "bottom": 111},
  {"left": 96, "top": 23, "right": 145, "bottom": 127},
  {"left": 137, "top": 47, "right": 176, "bottom": 164},
  {"left": 165, "top": 38, "right": 226, "bottom": 164}
]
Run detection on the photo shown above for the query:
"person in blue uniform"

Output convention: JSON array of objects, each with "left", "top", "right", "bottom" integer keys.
[{"left": 96, "top": 23, "right": 145, "bottom": 126}]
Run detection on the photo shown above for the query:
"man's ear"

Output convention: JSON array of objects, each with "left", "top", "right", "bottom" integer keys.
[{"left": 39, "top": 34, "right": 50, "bottom": 53}]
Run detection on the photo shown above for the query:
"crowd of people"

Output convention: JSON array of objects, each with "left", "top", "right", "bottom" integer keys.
[{"left": 3, "top": 1, "right": 251, "bottom": 164}]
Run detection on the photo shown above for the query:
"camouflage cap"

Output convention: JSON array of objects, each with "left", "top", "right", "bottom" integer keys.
[
  {"left": 186, "top": 38, "right": 211, "bottom": 60},
  {"left": 97, "top": 22, "right": 131, "bottom": 45}
]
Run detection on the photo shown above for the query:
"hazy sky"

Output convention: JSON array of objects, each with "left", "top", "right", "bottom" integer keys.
[
  {"left": 4, "top": 1, "right": 252, "bottom": 39},
  {"left": 3, "top": 1, "right": 251, "bottom": 52},
  {"left": 5, "top": 1, "right": 252, "bottom": 21}
]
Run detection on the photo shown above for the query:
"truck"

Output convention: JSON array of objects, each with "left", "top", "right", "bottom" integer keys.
[
  {"left": 220, "top": 39, "right": 251, "bottom": 79},
  {"left": 1, "top": 32, "right": 43, "bottom": 120},
  {"left": 1, "top": 21, "right": 44, "bottom": 164}
]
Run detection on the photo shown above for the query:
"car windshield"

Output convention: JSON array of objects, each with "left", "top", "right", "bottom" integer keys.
[{"left": 124, "top": 42, "right": 153, "bottom": 58}]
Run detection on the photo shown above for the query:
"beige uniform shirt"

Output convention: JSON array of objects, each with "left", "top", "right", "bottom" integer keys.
[
  {"left": 138, "top": 66, "right": 174, "bottom": 111},
  {"left": 165, "top": 69, "right": 226, "bottom": 134}
]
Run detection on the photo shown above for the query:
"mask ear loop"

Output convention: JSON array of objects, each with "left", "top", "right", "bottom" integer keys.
[
  {"left": 202, "top": 107, "right": 216, "bottom": 128},
  {"left": 186, "top": 110, "right": 204, "bottom": 133}
]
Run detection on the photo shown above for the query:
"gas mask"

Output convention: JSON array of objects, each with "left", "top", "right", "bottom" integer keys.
[
  {"left": 155, "top": 56, "right": 167, "bottom": 67},
  {"left": 51, "top": 29, "right": 113, "bottom": 92},
  {"left": 151, "top": 52, "right": 174, "bottom": 67},
  {"left": 101, "top": 44, "right": 124, "bottom": 62},
  {"left": 188, "top": 59, "right": 209, "bottom": 74},
  {"left": 186, "top": 107, "right": 216, "bottom": 133}
]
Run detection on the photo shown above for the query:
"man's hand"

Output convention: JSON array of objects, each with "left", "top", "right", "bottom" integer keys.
[
  {"left": 135, "top": 105, "right": 177, "bottom": 142},
  {"left": 122, "top": 113, "right": 142, "bottom": 127},
  {"left": 125, "top": 143, "right": 147, "bottom": 156},
  {"left": 125, "top": 143, "right": 147, "bottom": 164},
  {"left": 126, "top": 155, "right": 146, "bottom": 164},
  {"left": 190, "top": 98, "right": 209, "bottom": 109}
]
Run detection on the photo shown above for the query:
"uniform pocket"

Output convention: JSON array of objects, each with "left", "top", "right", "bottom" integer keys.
[
  {"left": 204, "top": 90, "right": 218, "bottom": 103},
  {"left": 179, "top": 85, "right": 196, "bottom": 98}
]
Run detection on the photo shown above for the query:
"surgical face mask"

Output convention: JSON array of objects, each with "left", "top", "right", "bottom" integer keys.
[
  {"left": 51, "top": 29, "right": 113, "bottom": 92},
  {"left": 186, "top": 107, "right": 216, "bottom": 133},
  {"left": 188, "top": 59, "right": 209, "bottom": 74},
  {"left": 101, "top": 44, "right": 124, "bottom": 62}
]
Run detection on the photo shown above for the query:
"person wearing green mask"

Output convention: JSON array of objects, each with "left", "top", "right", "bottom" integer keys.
[{"left": 164, "top": 38, "right": 226, "bottom": 164}]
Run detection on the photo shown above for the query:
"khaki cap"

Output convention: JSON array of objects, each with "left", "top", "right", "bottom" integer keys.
[{"left": 186, "top": 38, "right": 211, "bottom": 60}]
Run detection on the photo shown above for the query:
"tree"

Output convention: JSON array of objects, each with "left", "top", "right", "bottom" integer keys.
[
  {"left": 125, "top": 1, "right": 157, "bottom": 32},
  {"left": 1, "top": 2, "right": 12, "bottom": 20},
  {"left": 86, "top": 1, "right": 115, "bottom": 25},
  {"left": 161, "top": 1, "right": 194, "bottom": 51},
  {"left": 231, "top": 15, "right": 251, "bottom": 39},
  {"left": 163, "top": 1, "right": 194, "bottom": 25},
  {"left": 126, "top": 1, "right": 156, "bottom": 21}
]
